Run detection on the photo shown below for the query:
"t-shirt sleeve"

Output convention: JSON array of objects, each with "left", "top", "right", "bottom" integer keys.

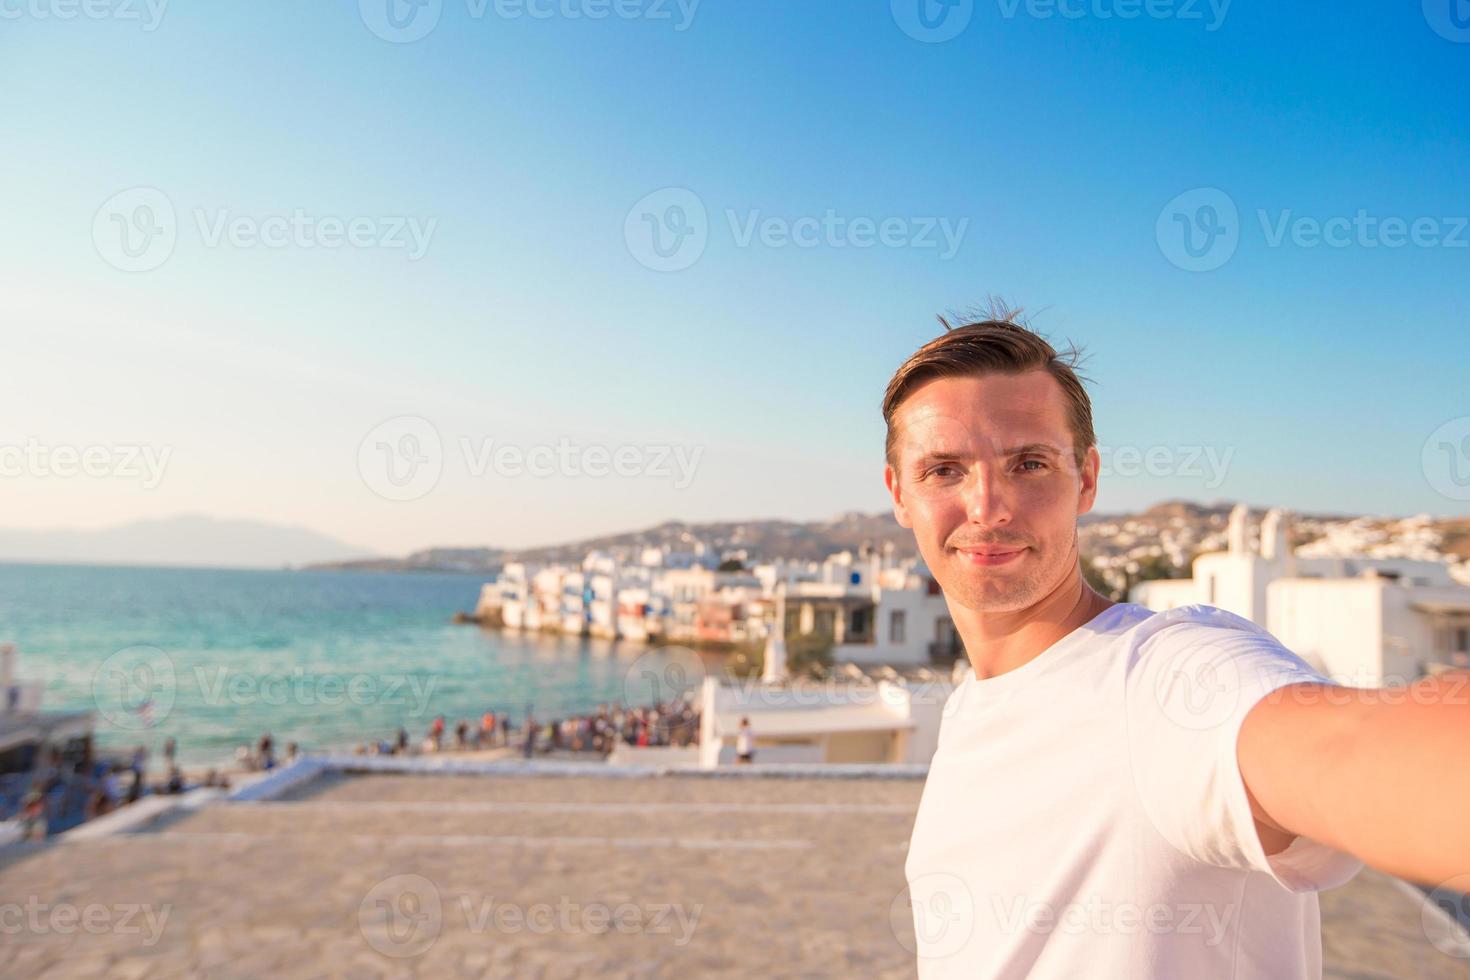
[{"left": 1124, "top": 611, "right": 1364, "bottom": 893}]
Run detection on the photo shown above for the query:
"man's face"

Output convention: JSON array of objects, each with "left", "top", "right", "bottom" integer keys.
[{"left": 884, "top": 370, "right": 1099, "bottom": 613}]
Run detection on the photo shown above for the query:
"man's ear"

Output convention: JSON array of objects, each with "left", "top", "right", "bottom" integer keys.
[
  {"left": 1077, "top": 445, "right": 1101, "bottom": 516},
  {"left": 885, "top": 462, "right": 913, "bottom": 529}
]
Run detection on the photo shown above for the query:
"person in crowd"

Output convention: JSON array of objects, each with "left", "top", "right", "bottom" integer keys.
[{"left": 735, "top": 717, "right": 755, "bottom": 764}]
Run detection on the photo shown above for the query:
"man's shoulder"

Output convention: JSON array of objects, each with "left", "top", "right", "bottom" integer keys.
[
  {"left": 1122, "top": 603, "right": 1328, "bottom": 698},
  {"left": 1124, "top": 602, "right": 1275, "bottom": 651}
]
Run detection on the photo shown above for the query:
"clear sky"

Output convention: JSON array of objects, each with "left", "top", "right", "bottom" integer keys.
[{"left": 3, "top": 0, "right": 1467, "bottom": 556}]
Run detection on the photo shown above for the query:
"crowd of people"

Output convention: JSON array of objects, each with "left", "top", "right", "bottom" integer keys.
[
  {"left": 8, "top": 699, "right": 703, "bottom": 841},
  {"left": 233, "top": 733, "right": 298, "bottom": 772},
  {"left": 12, "top": 735, "right": 230, "bottom": 841},
  {"left": 357, "top": 696, "right": 702, "bottom": 761}
]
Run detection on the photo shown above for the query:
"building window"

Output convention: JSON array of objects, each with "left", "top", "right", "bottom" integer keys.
[{"left": 890, "top": 610, "right": 907, "bottom": 643}]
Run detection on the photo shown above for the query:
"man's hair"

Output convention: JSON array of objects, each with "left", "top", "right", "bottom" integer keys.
[{"left": 882, "top": 300, "right": 1096, "bottom": 472}]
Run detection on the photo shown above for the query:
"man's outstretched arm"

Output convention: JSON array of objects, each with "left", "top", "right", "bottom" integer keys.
[{"left": 1238, "top": 672, "right": 1470, "bottom": 887}]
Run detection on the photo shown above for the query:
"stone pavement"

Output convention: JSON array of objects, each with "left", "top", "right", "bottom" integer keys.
[{"left": 0, "top": 772, "right": 1464, "bottom": 978}]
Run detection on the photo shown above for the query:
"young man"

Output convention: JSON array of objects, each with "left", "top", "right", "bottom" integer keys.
[{"left": 888, "top": 311, "right": 1468, "bottom": 977}]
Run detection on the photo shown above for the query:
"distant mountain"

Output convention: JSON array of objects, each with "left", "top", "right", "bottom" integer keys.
[
  {"left": 312, "top": 512, "right": 921, "bottom": 574},
  {"left": 0, "top": 515, "right": 378, "bottom": 569},
  {"left": 310, "top": 501, "right": 1470, "bottom": 578}
]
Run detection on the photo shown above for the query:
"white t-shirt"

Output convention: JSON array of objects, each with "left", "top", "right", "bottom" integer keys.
[
  {"left": 904, "top": 602, "right": 1363, "bottom": 979},
  {"left": 737, "top": 726, "right": 753, "bottom": 754}
]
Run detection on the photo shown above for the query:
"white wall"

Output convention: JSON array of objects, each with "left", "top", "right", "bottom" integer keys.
[
  {"left": 1267, "top": 578, "right": 1385, "bottom": 683},
  {"left": 1129, "top": 578, "right": 1200, "bottom": 611}
]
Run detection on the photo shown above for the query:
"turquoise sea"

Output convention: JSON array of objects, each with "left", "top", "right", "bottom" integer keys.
[{"left": 0, "top": 563, "right": 707, "bottom": 766}]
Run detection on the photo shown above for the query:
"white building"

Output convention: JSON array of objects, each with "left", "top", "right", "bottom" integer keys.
[
  {"left": 1268, "top": 572, "right": 1470, "bottom": 685},
  {"left": 1131, "top": 504, "right": 1470, "bottom": 686},
  {"left": 694, "top": 672, "right": 954, "bottom": 767}
]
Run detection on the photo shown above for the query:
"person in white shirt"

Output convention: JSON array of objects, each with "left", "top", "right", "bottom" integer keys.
[
  {"left": 735, "top": 717, "right": 755, "bottom": 764},
  {"left": 882, "top": 303, "right": 1470, "bottom": 978}
]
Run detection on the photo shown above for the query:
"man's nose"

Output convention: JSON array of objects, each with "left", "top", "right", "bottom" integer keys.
[{"left": 961, "top": 466, "right": 1012, "bottom": 526}]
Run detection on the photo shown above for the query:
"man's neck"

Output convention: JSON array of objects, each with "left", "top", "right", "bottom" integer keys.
[{"left": 950, "top": 568, "right": 1116, "bottom": 681}]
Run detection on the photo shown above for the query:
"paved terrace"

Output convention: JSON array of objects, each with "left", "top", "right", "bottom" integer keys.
[{"left": 0, "top": 770, "right": 1465, "bottom": 978}]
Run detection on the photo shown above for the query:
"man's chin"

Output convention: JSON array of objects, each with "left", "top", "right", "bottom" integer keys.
[{"left": 939, "top": 574, "right": 1039, "bottom": 614}]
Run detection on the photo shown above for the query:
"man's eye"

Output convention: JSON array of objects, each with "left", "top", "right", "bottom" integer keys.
[
  {"left": 925, "top": 464, "right": 961, "bottom": 479},
  {"left": 1018, "top": 459, "right": 1046, "bottom": 472}
]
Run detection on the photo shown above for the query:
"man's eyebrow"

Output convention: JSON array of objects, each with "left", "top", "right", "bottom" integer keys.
[
  {"left": 1002, "top": 442, "right": 1065, "bottom": 456},
  {"left": 912, "top": 450, "right": 966, "bottom": 466},
  {"left": 911, "top": 443, "right": 1063, "bottom": 466}
]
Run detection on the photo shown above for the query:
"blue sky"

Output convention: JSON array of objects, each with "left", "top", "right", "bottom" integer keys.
[{"left": 3, "top": 1, "right": 1467, "bottom": 555}]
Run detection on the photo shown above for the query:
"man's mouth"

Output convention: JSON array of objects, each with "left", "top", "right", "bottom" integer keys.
[{"left": 952, "top": 545, "right": 1027, "bottom": 567}]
